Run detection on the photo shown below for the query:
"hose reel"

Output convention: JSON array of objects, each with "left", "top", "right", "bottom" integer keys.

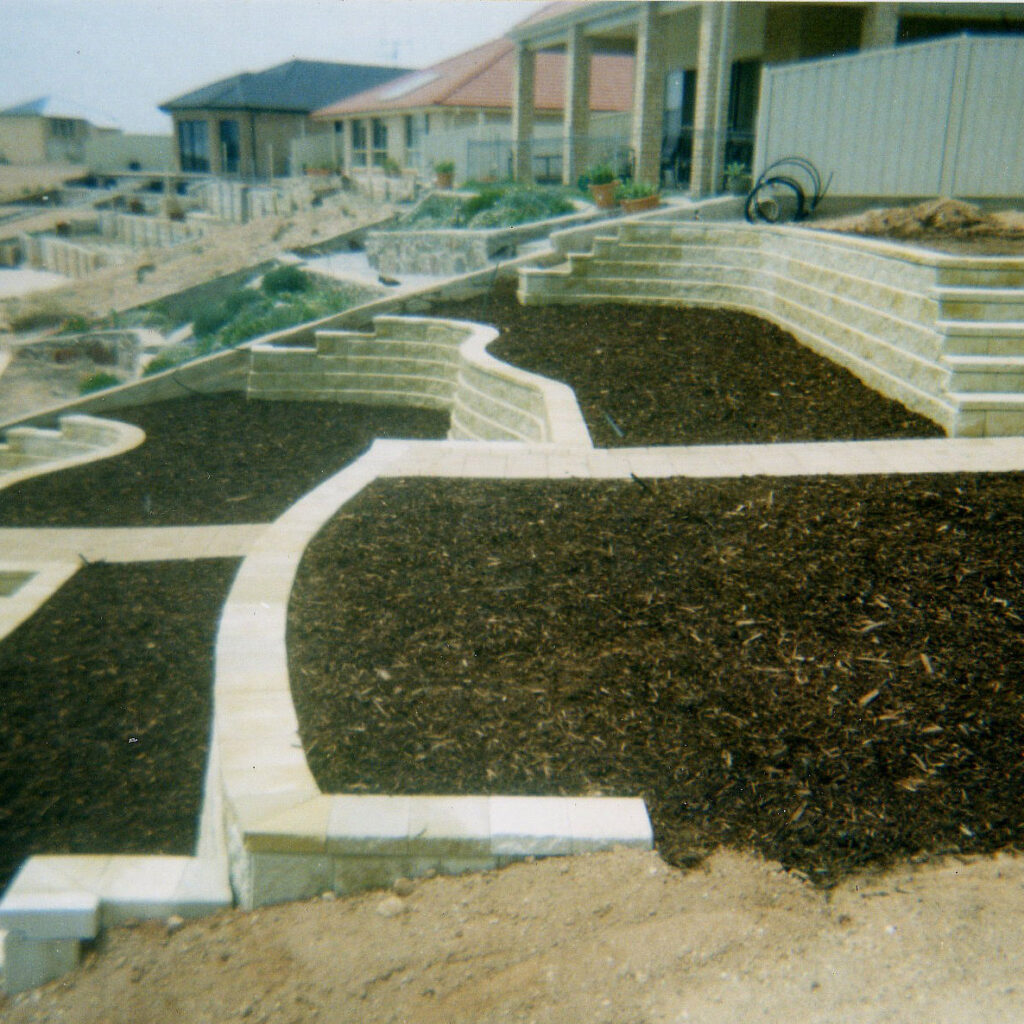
[{"left": 744, "top": 157, "right": 832, "bottom": 224}]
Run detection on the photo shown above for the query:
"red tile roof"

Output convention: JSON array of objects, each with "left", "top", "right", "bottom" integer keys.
[{"left": 314, "top": 8, "right": 632, "bottom": 118}]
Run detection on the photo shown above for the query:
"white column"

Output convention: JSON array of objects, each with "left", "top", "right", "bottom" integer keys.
[
  {"left": 562, "top": 24, "right": 592, "bottom": 185},
  {"left": 689, "top": 1, "right": 735, "bottom": 198},
  {"left": 512, "top": 43, "right": 536, "bottom": 182},
  {"left": 630, "top": 4, "right": 667, "bottom": 186}
]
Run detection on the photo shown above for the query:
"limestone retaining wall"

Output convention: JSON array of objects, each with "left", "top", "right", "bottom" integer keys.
[
  {"left": 247, "top": 315, "right": 591, "bottom": 446},
  {"left": 519, "top": 221, "right": 1024, "bottom": 437},
  {"left": 365, "top": 206, "right": 596, "bottom": 277}
]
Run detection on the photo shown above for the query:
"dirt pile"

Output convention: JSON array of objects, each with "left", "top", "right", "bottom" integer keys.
[{"left": 815, "top": 198, "right": 1024, "bottom": 254}]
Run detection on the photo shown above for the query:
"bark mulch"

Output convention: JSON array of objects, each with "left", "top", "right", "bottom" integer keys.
[
  {"left": 0, "top": 395, "right": 449, "bottom": 527},
  {"left": 426, "top": 283, "right": 943, "bottom": 447},
  {"left": 0, "top": 560, "right": 238, "bottom": 891},
  {"left": 289, "top": 474, "right": 1024, "bottom": 886}
]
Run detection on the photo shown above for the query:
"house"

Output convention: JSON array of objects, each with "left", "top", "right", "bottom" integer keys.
[
  {"left": 312, "top": 4, "right": 634, "bottom": 184},
  {"left": 159, "top": 59, "right": 412, "bottom": 179},
  {"left": 505, "top": 1, "right": 1024, "bottom": 195},
  {"left": 0, "top": 96, "right": 119, "bottom": 165}
]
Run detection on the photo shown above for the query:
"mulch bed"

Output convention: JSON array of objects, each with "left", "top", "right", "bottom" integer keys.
[
  {"left": 426, "top": 283, "right": 943, "bottom": 447},
  {"left": 289, "top": 474, "right": 1024, "bottom": 885},
  {"left": 0, "top": 395, "right": 449, "bottom": 527},
  {"left": 0, "top": 560, "right": 238, "bottom": 891}
]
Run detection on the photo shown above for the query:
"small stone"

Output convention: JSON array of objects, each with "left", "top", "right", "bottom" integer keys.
[
  {"left": 321, "top": 890, "right": 337, "bottom": 902},
  {"left": 166, "top": 914, "right": 186, "bottom": 935},
  {"left": 393, "top": 877, "right": 415, "bottom": 898},
  {"left": 376, "top": 895, "right": 406, "bottom": 918}
]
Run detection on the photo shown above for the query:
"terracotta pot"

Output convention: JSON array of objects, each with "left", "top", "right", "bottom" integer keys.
[
  {"left": 435, "top": 171, "right": 454, "bottom": 190},
  {"left": 621, "top": 194, "right": 661, "bottom": 214},
  {"left": 589, "top": 180, "right": 618, "bottom": 209}
]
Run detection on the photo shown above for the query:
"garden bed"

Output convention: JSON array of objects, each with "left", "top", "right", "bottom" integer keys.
[
  {"left": 0, "top": 395, "right": 449, "bottom": 527},
  {"left": 426, "top": 284, "right": 944, "bottom": 446},
  {"left": 0, "top": 560, "right": 238, "bottom": 891},
  {"left": 289, "top": 474, "right": 1024, "bottom": 886}
]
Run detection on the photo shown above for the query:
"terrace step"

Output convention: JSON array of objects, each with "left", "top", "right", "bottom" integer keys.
[
  {"left": 935, "top": 285, "right": 1024, "bottom": 323},
  {"left": 937, "top": 319, "right": 1024, "bottom": 357},
  {"left": 941, "top": 354, "right": 1024, "bottom": 393}
]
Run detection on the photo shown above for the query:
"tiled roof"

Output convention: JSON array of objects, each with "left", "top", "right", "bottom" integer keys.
[
  {"left": 159, "top": 59, "right": 411, "bottom": 114},
  {"left": 314, "top": 34, "right": 633, "bottom": 118}
]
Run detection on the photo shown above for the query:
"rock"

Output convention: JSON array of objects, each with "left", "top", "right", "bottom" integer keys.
[
  {"left": 376, "top": 895, "right": 406, "bottom": 918},
  {"left": 166, "top": 914, "right": 186, "bottom": 935},
  {"left": 393, "top": 877, "right": 415, "bottom": 898}
]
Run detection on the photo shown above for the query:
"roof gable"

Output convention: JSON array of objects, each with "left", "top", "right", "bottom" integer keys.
[{"left": 159, "top": 59, "right": 411, "bottom": 114}]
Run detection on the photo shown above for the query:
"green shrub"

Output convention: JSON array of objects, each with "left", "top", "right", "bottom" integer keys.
[
  {"left": 615, "top": 180, "right": 660, "bottom": 201},
  {"left": 585, "top": 162, "right": 616, "bottom": 185},
  {"left": 467, "top": 186, "right": 574, "bottom": 228},
  {"left": 78, "top": 372, "right": 121, "bottom": 394},
  {"left": 262, "top": 265, "right": 310, "bottom": 296},
  {"left": 142, "top": 348, "right": 196, "bottom": 376}
]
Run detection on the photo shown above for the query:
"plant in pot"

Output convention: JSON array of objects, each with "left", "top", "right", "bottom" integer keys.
[
  {"left": 586, "top": 162, "right": 618, "bottom": 209},
  {"left": 616, "top": 180, "right": 661, "bottom": 214},
  {"left": 383, "top": 156, "right": 402, "bottom": 179},
  {"left": 725, "top": 161, "right": 752, "bottom": 196},
  {"left": 434, "top": 160, "right": 455, "bottom": 189}
]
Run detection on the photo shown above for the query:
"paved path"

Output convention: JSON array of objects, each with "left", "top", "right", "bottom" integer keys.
[
  {"left": 0, "top": 524, "right": 266, "bottom": 563},
  {"left": 380, "top": 435, "right": 1024, "bottom": 480}
]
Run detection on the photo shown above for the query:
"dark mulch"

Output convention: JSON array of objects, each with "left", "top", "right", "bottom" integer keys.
[
  {"left": 0, "top": 396, "right": 449, "bottom": 527},
  {"left": 289, "top": 474, "right": 1024, "bottom": 885},
  {"left": 0, "top": 560, "right": 238, "bottom": 891},
  {"left": 426, "top": 283, "right": 943, "bottom": 446}
]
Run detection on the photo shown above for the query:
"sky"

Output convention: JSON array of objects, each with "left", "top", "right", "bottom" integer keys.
[{"left": 0, "top": 0, "right": 541, "bottom": 134}]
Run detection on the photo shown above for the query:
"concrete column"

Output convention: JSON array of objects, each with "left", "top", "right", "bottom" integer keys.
[
  {"left": 342, "top": 119, "right": 354, "bottom": 174},
  {"left": 689, "top": 1, "right": 735, "bottom": 198},
  {"left": 860, "top": 3, "right": 900, "bottom": 49},
  {"left": 512, "top": 43, "right": 536, "bottom": 182},
  {"left": 562, "top": 24, "right": 592, "bottom": 185},
  {"left": 630, "top": 4, "right": 667, "bottom": 186}
]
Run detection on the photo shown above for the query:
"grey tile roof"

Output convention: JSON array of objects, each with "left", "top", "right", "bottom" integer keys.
[{"left": 159, "top": 59, "right": 412, "bottom": 114}]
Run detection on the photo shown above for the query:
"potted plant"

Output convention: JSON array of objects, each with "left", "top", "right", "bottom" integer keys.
[
  {"left": 383, "top": 156, "right": 402, "bottom": 179},
  {"left": 725, "top": 161, "right": 752, "bottom": 196},
  {"left": 434, "top": 160, "right": 455, "bottom": 189},
  {"left": 586, "top": 162, "right": 618, "bottom": 209},
  {"left": 616, "top": 180, "right": 661, "bottom": 214}
]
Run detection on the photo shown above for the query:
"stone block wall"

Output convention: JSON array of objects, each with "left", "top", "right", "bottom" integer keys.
[{"left": 520, "top": 221, "right": 1024, "bottom": 437}]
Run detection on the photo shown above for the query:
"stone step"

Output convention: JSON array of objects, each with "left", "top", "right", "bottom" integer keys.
[
  {"left": 941, "top": 354, "right": 1024, "bottom": 393},
  {"left": 936, "top": 261, "right": 1024, "bottom": 288},
  {"left": 1, "top": 427, "right": 93, "bottom": 459},
  {"left": 937, "top": 319, "right": 1024, "bottom": 356},
  {"left": 936, "top": 286, "right": 1024, "bottom": 322}
]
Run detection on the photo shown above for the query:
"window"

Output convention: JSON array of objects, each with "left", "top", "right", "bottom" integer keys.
[
  {"left": 371, "top": 117, "right": 388, "bottom": 167},
  {"left": 49, "top": 118, "right": 77, "bottom": 139},
  {"left": 352, "top": 119, "right": 368, "bottom": 166},
  {"left": 177, "top": 119, "right": 209, "bottom": 172},
  {"left": 219, "top": 119, "right": 240, "bottom": 174}
]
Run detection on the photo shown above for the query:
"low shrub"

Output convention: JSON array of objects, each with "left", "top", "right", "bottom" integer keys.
[
  {"left": 142, "top": 348, "right": 197, "bottom": 376},
  {"left": 78, "top": 371, "right": 121, "bottom": 394},
  {"left": 261, "top": 264, "right": 310, "bottom": 296}
]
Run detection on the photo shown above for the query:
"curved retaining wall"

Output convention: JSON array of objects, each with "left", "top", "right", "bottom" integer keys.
[
  {"left": 213, "top": 442, "right": 651, "bottom": 911},
  {"left": 519, "top": 221, "right": 1024, "bottom": 437},
  {"left": 247, "top": 315, "right": 592, "bottom": 447},
  {"left": 0, "top": 414, "right": 145, "bottom": 488}
]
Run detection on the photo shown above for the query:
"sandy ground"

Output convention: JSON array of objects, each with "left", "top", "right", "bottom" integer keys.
[{"left": 3, "top": 847, "right": 1024, "bottom": 1023}]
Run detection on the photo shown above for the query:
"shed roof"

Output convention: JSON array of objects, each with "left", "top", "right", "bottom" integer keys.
[{"left": 159, "top": 59, "right": 412, "bottom": 114}]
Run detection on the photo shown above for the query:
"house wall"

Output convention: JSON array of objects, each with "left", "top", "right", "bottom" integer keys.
[
  {"left": 84, "top": 132, "right": 174, "bottom": 173},
  {"left": 0, "top": 116, "right": 47, "bottom": 163},
  {"left": 171, "top": 109, "right": 329, "bottom": 177},
  {"left": 754, "top": 34, "right": 1024, "bottom": 198}
]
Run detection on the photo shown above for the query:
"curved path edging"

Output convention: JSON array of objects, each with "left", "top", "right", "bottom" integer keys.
[{"left": 213, "top": 440, "right": 652, "bottom": 911}]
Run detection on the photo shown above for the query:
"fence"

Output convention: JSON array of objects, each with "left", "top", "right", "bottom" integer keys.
[
  {"left": 466, "top": 135, "right": 632, "bottom": 184},
  {"left": 754, "top": 34, "right": 1024, "bottom": 198}
]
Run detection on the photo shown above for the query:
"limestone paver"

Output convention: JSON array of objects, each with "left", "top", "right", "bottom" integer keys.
[{"left": 0, "top": 524, "right": 267, "bottom": 564}]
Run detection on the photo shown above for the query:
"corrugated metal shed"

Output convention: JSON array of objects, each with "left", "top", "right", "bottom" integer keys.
[{"left": 755, "top": 34, "right": 1024, "bottom": 198}]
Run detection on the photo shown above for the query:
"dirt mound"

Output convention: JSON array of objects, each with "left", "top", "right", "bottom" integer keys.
[{"left": 815, "top": 198, "right": 1024, "bottom": 254}]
